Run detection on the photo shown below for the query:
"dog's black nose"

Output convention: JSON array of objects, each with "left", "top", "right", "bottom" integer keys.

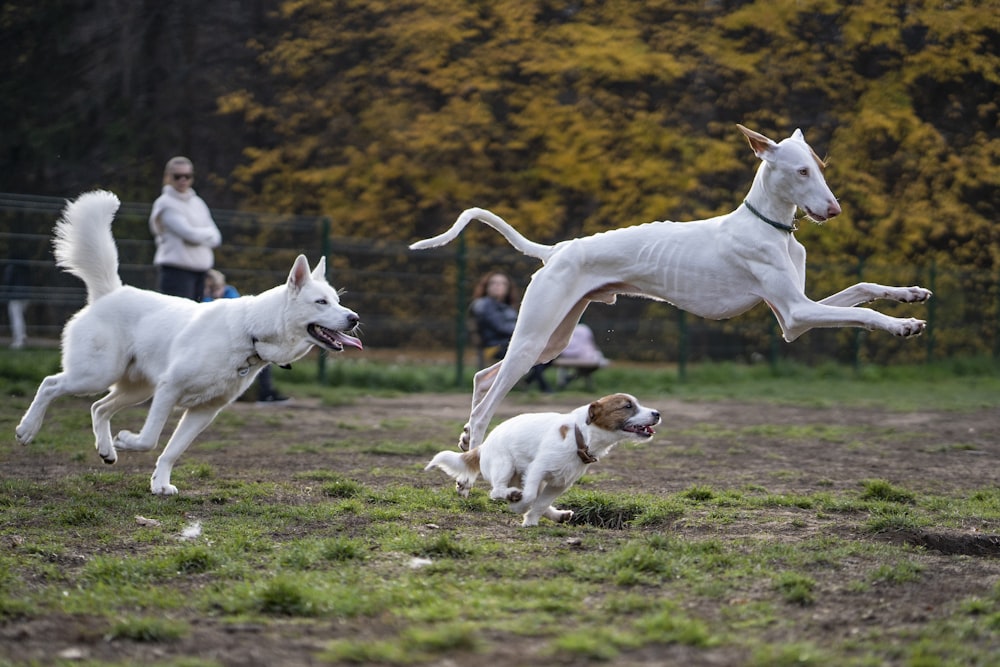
[
  {"left": 347, "top": 314, "right": 359, "bottom": 327},
  {"left": 652, "top": 410, "right": 661, "bottom": 421}
]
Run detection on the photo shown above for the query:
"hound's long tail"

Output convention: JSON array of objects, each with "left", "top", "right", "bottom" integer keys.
[
  {"left": 53, "top": 190, "right": 123, "bottom": 304},
  {"left": 409, "top": 207, "right": 555, "bottom": 261}
]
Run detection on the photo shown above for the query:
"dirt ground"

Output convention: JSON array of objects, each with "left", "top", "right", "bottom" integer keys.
[{"left": 3, "top": 390, "right": 1000, "bottom": 665}]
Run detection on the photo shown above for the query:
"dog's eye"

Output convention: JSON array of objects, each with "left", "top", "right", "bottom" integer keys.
[
  {"left": 315, "top": 299, "right": 328, "bottom": 305},
  {"left": 623, "top": 401, "right": 633, "bottom": 409},
  {"left": 798, "top": 168, "right": 809, "bottom": 176}
]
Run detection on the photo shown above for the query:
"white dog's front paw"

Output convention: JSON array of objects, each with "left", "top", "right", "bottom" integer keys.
[
  {"left": 14, "top": 423, "right": 35, "bottom": 445},
  {"left": 151, "top": 481, "right": 178, "bottom": 496},
  {"left": 97, "top": 444, "right": 117, "bottom": 465},
  {"left": 899, "top": 286, "right": 933, "bottom": 303},
  {"left": 892, "top": 318, "right": 926, "bottom": 337},
  {"left": 114, "top": 430, "right": 137, "bottom": 450}
]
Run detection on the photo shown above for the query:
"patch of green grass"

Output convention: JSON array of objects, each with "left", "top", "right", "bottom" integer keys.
[
  {"left": 107, "top": 616, "right": 189, "bottom": 642},
  {"left": 869, "top": 560, "right": 924, "bottom": 585},
  {"left": 774, "top": 571, "right": 817, "bottom": 606},
  {"left": 863, "top": 506, "right": 925, "bottom": 534},
  {"left": 323, "top": 622, "right": 482, "bottom": 664},
  {"left": 860, "top": 479, "right": 916, "bottom": 504}
]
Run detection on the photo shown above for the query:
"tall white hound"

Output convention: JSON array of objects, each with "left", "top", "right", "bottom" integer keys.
[{"left": 411, "top": 125, "right": 931, "bottom": 451}]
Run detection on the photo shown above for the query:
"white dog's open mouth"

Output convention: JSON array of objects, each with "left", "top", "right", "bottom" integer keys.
[
  {"left": 622, "top": 423, "right": 656, "bottom": 438},
  {"left": 308, "top": 324, "right": 363, "bottom": 352},
  {"left": 803, "top": 208, "right": 827, "bottom": 224}
]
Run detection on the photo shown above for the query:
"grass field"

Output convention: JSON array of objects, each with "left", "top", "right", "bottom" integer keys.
[{"left": 1, "top": 348, "right": 1000, "bottom": 666}]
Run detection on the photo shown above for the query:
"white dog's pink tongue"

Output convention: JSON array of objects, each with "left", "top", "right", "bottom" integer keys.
[{"left": 334, "top": 331, "right": 363, "bottom": 350}]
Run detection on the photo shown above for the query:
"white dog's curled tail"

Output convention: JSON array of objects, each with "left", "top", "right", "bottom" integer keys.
[
  {"left": 409, "top": 208, "right": 555, "bottom": 261},
  {"left": 53, "top": 190, "right": 123, "bottom": 304},
  {"left": 425, "top": 449, "right": 480, "bottom": 488}
]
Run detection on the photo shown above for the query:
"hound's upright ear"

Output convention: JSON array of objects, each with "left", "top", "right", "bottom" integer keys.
[
  {"left": 737, "top": 124, "right": 777, "bottom": 161},
  {"left": 287, "top": 254, "right": 312, "bottom": 294},
  {"left": 310, "top": 256, "right": 327, "bottom": 281}
]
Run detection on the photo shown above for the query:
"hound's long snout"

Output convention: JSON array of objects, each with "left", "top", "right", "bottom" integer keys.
[{"left": 827, "top": 200, "right": 842, "bottom": 219}]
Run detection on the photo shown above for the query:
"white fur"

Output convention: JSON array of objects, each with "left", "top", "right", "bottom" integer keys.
[
  {"left": 425, "top": 393, "right": 660, "bottom": 527},
  {"left": 16, "top": 190, "right": 362, "bottom": 495},
  {"left": 411, "top": 125, "right": 932, "bottom": 451}
]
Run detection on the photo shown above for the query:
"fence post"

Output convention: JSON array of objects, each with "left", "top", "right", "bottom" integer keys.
[
  {"left": 454, "top": 232, "right": 468, "bottom": 387},
  {"left": 851, "top": 257, "right": 864, "bottom": 371},
  {"left": 317, "top": 217, "right": 331, "bottom": 383},
  {"left": 925, "top": 259, "right": 936, "bottom": 362}
]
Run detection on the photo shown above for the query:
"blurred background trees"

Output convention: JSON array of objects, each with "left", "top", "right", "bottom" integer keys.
[{"left": 1, "top": 0, "right": 997, "bottom": 359}]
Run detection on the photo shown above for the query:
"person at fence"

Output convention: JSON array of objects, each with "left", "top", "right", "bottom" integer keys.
[
  {"left": 470, "top": 270, "right": 552, "bottom": 393},
  {"left": 553, "top": 323, "right": 609, "bottom": 389},
  {"left": 149, "top": 156, "right": 222, "bottom": 301},
  {"left": 2, "top": 254, "right": 29, "bottom": 349},
  {"left": 203, "top": 269, "right": 289, "bottom": 404}
]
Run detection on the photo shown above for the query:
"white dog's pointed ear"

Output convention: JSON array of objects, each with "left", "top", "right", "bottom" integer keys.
[
  {"left": 737, "top": 124, "right": 777, "bottom": 161},
  {"left": 792, "top": 128, "right": 805, "bottom": 142},
  {"left": 287, "top": 254, "right": 312, "bottom": 294},
  {"left": 310, "top": 256, "right": 327, "bottom": 281}
]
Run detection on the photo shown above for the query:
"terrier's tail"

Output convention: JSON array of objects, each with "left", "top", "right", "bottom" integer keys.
[{"left": 425, "top": 448, "right": 482, "bottom": 491}]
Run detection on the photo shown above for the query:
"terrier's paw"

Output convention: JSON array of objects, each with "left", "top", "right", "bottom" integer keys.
[
  {"left": 506, "top": 489, "right": 523, "bottom": 503},
  {"left": 554, "top": 509, "right": 574, "bottom": 523}
]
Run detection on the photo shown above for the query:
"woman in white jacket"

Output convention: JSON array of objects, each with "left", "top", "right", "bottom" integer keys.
[{"left": 149, "top": 156, "right": 222, "bottom": 300}]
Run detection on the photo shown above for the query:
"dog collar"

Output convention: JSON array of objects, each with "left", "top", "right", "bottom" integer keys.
[
  {"left": 241, "top": 337, "right": 292, "bottom": 376},
  {"left": 575, "top": 425, "right": 599, "bottom": 464},
  {"left": 743, "top": 199, "right": 796, "bottom": 233}
]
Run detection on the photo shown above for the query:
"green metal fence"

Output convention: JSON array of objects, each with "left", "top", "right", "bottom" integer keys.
[{"left": 1, "top": 193, "right": 992, "bottom": 382}]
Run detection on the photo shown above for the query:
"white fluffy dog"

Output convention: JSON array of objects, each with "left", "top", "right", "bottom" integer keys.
[
  {"left": 16, "top": 190, "right": 362, "bottom": 495},
  {"left": 426, "top": 393, "right": 660, "bottom": 526}
]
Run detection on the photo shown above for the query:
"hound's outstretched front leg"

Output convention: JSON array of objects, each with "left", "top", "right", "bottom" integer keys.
[{"left": 819, "top": 283, "right": 932, "bottom": 308}]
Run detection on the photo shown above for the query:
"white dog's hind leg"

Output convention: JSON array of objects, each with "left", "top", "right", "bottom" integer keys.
[
  {"left": 91, "top": 384, "right": 154, "bottom": 464},
  {"left": 467, "top": 287, "right": 591, "bottom": 450},
  {"left": 113, "top": 387, "right": 181, "bottom": 453},
  {"left": 150, "top": 407, "right": 221, "bottom": 495},
  {"left": 16, "top": 371, "right": 109, "bottom": 445}
]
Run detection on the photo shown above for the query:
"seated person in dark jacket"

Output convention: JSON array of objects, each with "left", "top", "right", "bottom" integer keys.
[{"left": 470, "top": 271, "right": 551, "bottom": 392}]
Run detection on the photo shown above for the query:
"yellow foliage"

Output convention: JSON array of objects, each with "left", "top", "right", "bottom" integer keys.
[{"left": 217, "top": 0, "right": 997, "bottom": 295}]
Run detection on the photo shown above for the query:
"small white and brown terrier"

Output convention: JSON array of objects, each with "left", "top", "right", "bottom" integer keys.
[{"left": 425, "top": 393, "right": 660, "bottom": 527}]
